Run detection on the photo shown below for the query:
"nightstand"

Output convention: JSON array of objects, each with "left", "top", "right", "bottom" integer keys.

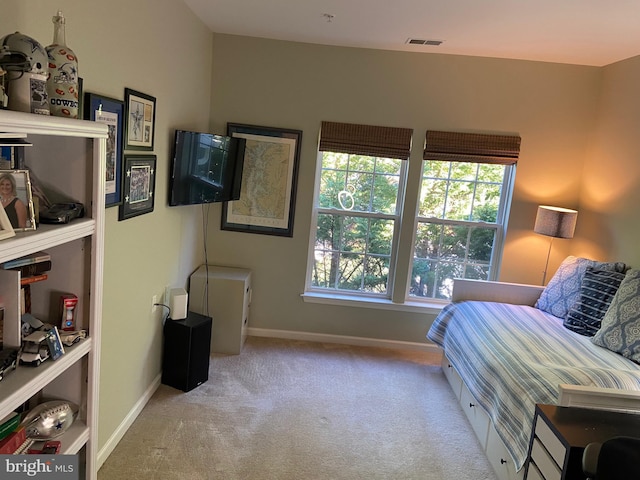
[{"left": 524, "top": 404, "right": 640, "bottom": 480}]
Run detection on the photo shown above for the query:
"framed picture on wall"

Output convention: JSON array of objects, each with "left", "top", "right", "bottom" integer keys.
[
  {"left": 85, "top": 92, "right": 124, "bottom": 207},
  {"left": 124, "top": 88, "right": 156, "bottom": 151},
  {"left": 221, "top": 123, "right": 302, "bottom": 237},
  {"left": 118, "top": 155, "right": 156, "bottom": 221}
]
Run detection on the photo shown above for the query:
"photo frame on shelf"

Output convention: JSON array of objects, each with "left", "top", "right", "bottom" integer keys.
[
  {"left": 0, "top": 203, "right": 15, "bottom": 240},
  {"left": 118, "top": 155, "right": 156, "bottom": 221},
  {"left": 0, "top": 170, "right": 36, "bottom": 231},
  {"left": 124, "top": 88, "right": 156, "bottom": 151},
  {"left": 46, "top": 326, "right": 65, "bottom": 361},
  {"left": 221, "top": 123, "right": 302, "bottom": 237},
  {"left": 85, "top": 92, "right": 124, "bottom": 207}
]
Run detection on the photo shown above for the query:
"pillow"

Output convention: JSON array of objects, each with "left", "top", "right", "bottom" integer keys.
[
  {"left": 535, "top": 256, "right": 626, "bottom": 319},
  {"left": 591, "top": 269, "right": 640, "bottom": 364},
  {"left": 563, "top": 267, "right": 626, "bottom": 336}
]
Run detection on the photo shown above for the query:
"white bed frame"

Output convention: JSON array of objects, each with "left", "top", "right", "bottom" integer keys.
[{"left": 441, "top": 279, "right": 640, "bottom": 480}]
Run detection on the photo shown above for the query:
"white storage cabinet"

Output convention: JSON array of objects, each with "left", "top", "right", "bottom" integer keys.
[
  {"left": 189, "top": 265, "right": 251, "bottom": 355},
  {"left": 0, "top": 110, "right": 106, "bottom": 479}
]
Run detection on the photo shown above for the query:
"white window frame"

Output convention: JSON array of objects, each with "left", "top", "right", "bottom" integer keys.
[
  {"left": 408, "top": 161, "right": 516, "bottom": 301},
  {"left": 303, "top": 128, "right": 518, "bottom": 312},
  {"left": 304, "top": 150, "right": 408, "bottom": 300}
]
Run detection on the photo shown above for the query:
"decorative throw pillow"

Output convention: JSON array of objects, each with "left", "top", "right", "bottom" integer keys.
[
  {"left": 592, "top": 269, "right": 640, "bottom": 364},
  {"left": 535, "top": 256, "right": 626, "bottom": 319},
  {"left": 563, "top": 267, "right": 626, "bottom": 336}
]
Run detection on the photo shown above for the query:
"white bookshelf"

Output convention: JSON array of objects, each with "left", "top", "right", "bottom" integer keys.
[{"left": 0, "top": 109, "right": 107, "bottom": 479}]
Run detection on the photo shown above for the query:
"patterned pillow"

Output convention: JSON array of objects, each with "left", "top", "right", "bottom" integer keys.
[
  {"left": 563, "top": 267, "right": 626, "bottom": 336},
  {"left": 535, "top": 256, "right": 626, "bottom": 319},
  {"left": 591, "top": 269, "right": 640, "bottom": 364}
]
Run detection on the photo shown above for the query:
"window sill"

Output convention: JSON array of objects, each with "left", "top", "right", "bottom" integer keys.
[{"left": 301, "top": 292, "right": 447, "bottom": 314}]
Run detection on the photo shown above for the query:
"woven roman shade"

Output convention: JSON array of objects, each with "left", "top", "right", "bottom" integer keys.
[
  {"left": 423, "top": 130, "right": 521, "bottom": 165},
  {"left": 319, "top": 121, "right": 413, "bottom": 160}
]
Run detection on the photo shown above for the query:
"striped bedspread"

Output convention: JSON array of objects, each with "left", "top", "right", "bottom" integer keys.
[{"left": 427, "top": 301, "right": 640, "bottom": 471}]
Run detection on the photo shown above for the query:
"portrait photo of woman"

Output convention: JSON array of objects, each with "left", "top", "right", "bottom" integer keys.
[{"left": 0, "top": 171, "right": 35, "bottom": 231}]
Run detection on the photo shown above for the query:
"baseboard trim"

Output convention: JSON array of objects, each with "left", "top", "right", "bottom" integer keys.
[
  {"left": 96, "top": 373, "right": 162, "bottom": 470},
  {"left": 246, "top": 327, "right": 440, "bottom": 353}
]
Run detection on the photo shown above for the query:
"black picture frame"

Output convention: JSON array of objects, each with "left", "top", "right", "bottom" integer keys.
[
  {"left": 221, "top": 123, "right": 302, "bottom": 237},
  {"left": 118, "top": 155, "right": 156, "bottom": 221},
  {"left": 124, "top": 88, "right": 156, "bottom": 151},
  {"left": 84, "top": 92, "right": 124, "bottom": 207}
]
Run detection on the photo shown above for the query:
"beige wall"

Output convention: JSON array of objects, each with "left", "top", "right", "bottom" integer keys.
[
  {"left": 578, "top": 55, "right": 640, "bottom": 266},
  {"left": 0, "top": 0, "right": 213, "bottom": 454},
  {"left": 207, "top": 34, "right": 602, "bottom": 341}
]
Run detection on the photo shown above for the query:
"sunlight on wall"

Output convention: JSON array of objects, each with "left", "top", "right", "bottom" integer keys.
[
  {"left": 581, "top": 144, "right": 638, "bottom": 211},
  {"left": 501, "top": 232, "right": 577, "bottom": 285}
]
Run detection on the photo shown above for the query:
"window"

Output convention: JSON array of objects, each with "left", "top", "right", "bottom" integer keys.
[
  {"left": 310, "top": 151, "right": 406, "bottom": 294},
  {"left": 306, "top": 125, "right": 520, "bottom": 305},
  {"left": 307, "top": 122, "right": 412, "bottom": 296},
  {"left": 411, "top": 160, "right": 514, "bottom": 299}
]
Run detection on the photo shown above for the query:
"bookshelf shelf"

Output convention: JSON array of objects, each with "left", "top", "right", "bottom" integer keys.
[
  {"left": 0, "top": 110, "right": 107, "bottom": 479},
  {"left": 0, "top": 340, "right": 91, "bottom": 419},
  {"left": 0, "top": 220, "right": 96, "bottom": 265}
]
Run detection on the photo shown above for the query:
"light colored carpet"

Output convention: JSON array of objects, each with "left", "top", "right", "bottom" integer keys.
[{"left": 98, "top": 337, "right": 497, "bottom": 480}]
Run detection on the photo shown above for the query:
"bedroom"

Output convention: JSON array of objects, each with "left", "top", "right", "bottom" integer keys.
[{"left": 1, "top": 0, "right": 640, "bottom": 475}]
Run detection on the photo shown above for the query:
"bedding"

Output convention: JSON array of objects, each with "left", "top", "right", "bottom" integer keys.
[{"left": 427, "top": 300, "right": 640, "bottom": 471}]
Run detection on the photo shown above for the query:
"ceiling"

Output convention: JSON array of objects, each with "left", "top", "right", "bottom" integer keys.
[{"left": 183, "top": 0, "right": 640, "bottom": 67}]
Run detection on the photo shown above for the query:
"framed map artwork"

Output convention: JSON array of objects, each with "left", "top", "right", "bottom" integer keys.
[{"left": 222, "top": 123, "right": 302, "bottom": 237}]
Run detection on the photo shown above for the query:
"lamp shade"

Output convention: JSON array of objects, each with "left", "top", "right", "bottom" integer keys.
[{"left": 534, "top": 205, "right": 578, "bottom": 239}]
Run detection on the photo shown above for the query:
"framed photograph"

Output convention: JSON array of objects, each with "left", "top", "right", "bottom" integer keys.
[
  {"left": 0, "top": 170, "right": 36, "bottom": 231},
  {"left": 118, "top": 155, "right": 156, "bottom": 221},
  {"left": 46, "top": 326, "right": 65, "bottom": 361},
  {"left": 85, "top": 92, "right": 124, "bottom": 207},
  {"left": 124, "top": 88, "right": 156, "bottom": 151},
  {"left": 222, "top": 123, "right": 302, "bottom": 237},
  {"left": 0, "top": 204, "right": 15, "bottom": 240}
]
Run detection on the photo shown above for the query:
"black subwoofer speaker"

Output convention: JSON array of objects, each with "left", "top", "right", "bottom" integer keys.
[{"left": 162, "top": 311, "right": 212, "bottom": 392}]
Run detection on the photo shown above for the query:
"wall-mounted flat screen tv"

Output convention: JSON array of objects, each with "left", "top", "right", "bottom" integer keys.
[{"left": 169, "top": 129, "right": 246, "bottom": 206}]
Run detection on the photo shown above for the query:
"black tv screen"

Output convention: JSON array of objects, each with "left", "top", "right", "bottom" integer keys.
[{"left": 169, "top": 130, "right": 246, "bottom": 206}]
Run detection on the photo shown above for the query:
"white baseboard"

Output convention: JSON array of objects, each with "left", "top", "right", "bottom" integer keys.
[
  {"left": 96, "top": 373, "right": 162, "bottom": 470},
  {"left": 246, "top": 327, "right": 441, "bottom": 353}
]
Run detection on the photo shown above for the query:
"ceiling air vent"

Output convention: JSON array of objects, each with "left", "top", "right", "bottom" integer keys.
[{"left": 406, "top": 38, "right": 444, "bottom": 46}]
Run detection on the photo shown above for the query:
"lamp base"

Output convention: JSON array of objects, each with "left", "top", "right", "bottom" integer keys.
[{"left": 541, "top": 237, "right": 555, "bottom": 286}]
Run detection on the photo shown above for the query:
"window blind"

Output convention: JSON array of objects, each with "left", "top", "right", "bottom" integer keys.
[
  {"left": 319, "top": 121, "right": 413, "bottom": 160},
  {"left": 423, "top": 130, "right": 521, "bottom": 165}
]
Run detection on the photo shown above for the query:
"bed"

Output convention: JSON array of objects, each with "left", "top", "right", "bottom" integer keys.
[{"left": 427, "top": 274, "right": 640, "bottom": 480}]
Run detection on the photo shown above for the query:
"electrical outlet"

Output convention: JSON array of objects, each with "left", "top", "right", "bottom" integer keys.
[{"left": 152, "top": 294, "right": 158, "bottom": 312}]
